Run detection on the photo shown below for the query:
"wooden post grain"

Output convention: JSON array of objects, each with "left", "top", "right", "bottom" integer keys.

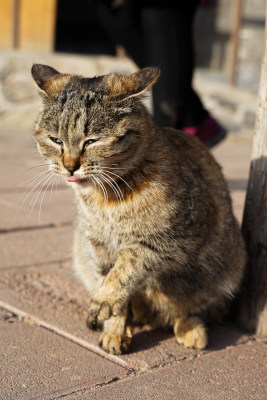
[
  {"left": 238, "top": 3, "right": 267, "bottom": 336},
  {"left": 0, "top": 0, "right": 14, "bottom": 48}
]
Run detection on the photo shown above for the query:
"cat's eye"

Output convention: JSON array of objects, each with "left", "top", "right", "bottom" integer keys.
[
  {"left": 82, "top": 139, "right": 97, "bottom": 153},
  {"left": 49, "top": 136, "right": 63, "bottom": 146}
]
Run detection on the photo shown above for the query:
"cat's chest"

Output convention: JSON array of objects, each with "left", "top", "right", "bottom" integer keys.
[
  {"left": 77, "top": 195, "right": 141, "bottom": 245},
  {"left": 76, "top": 187, "right": 169, "bottom": 247}
]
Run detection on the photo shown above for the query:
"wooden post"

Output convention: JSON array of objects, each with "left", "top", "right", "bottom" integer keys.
[
  {"left": 0, "top": 0, "right": 57, "bottom": 51},
  {"left": 238, "top": 3, "right": 267, "bottom": 336},
  {"left": 18, "top": 0, "right": 57, "bottom": 51},
  {"left": 0, "top": 0, "right": 14, "bottom": 48}
]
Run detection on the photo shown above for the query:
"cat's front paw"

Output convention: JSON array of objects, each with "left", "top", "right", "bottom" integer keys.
[
  {"left": 86, "top": 314, "right": 103, "bottom": 331},
  {"left": 88, "top": 297, "right": 125, "bottom": 324},
  {"left": 99, "top": 332, "right": 132, "bottom": 355}
]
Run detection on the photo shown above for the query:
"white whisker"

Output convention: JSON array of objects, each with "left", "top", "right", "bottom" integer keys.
[
  {"left": 29, "top": 173, "right": 53, "bottom": 212},
  {"left": 16, "top": 170, "right": 52, "bottom": 217},
  {"left": 49, "top": 175, "right": 58, "bottom": 203},
  {"left": 55, "top": 175, "right": 59, "bottom": 192},
  {"left": 91, "top": 176, "right": 101, "bottom": 196},
  {"left": 98, "top": 176, "right": 109, "bottom": 204},
  {"left": 18, "top": 168, "right": 52, "bottom": 188},
  {"left": 99, "top": 172, "right": 122, "bottom": 204},
  {"left": 94, "top": 176, "right": 108, "bottom": 204},
  {"left": 99, "top": 166, "right": 128, "bottom": 170},
  {"left": 22, "top": 163, "right": 53, "bottom": 174},
  {"left": 99, "top": 171, "right": 124, "bottom": 202},
  {"left": 91, "top": 176, "right": 97, "bottom": 190},
  {"left": 38, "top": 174, "right": 55, "bottom": 223},
  {"left": 103, "top": 169, "right": 132, "bottom": 192},
  {"left": 23, "top": 168, "right": 51, "bottom": 187}
]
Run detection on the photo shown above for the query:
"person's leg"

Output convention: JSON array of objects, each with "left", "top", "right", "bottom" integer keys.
[
  {"left": 172, "top": 1, "right": 208, "bottom": 128},
  {"left": 140, "top": 1, "right": 208, "bottom": 128},
  {"left": 96, "top": 0, "right": 226, "bottom": 146},
  {"left": 96, "top": 2, "right": 178, "bottom": 127},
  {"left": 171, "top": 1, "right": 227, "bottom": 147},
  {"left": 141, "top": 7, "right": 175, "bottom": 126},
  {"left": 95, "top": 1, "right": 201, "bottom": 127},
  {"left": 95, "top": 0, "right": 145, "bottom": 66}
]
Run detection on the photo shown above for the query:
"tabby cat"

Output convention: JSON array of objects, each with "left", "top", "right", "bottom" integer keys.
[{"left": 31, "top": 64, "right": 246, "bottom": 354}]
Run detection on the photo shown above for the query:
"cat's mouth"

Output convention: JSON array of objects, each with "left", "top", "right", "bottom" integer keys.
[{"left": 67, "top": 176, "right": 87, "bottom": 183}]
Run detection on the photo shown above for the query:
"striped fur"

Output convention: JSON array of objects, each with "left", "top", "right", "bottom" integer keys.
[{"left": 32, "top": 65, "right": 246, "bottom": 354}]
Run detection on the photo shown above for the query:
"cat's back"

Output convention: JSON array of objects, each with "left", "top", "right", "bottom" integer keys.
[
  {"left": 158, "top": 127, "right": 226, "bottom": 190},
  {"left": 154, "top": 127, "right": 240, "bottom": 241}
]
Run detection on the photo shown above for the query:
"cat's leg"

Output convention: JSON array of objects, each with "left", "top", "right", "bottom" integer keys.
[
  {"left": 88, "top": 244, "right": 159, "bottom": 324},
  {"left": 99, "top": 307, "right": 132, "bottom": 355},
  {"left": 173, "top": 316, "right": 208, "bottom": 349}
]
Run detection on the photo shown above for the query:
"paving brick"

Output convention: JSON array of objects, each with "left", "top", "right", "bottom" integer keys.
[
  {"left": 0, "top": 261, "right": 250, "bottom": 372},
  {"left": 0, "top": 317, "right": 128, "bottom": 400},
  {"left": 211, "top": 136, "right": 252, "bottom": 181},
  {"left": 0, "top": 262, "right": 95, "bottom": 343},
  {"left": 0, "top": 188, "right": 74, "bottom": 231},
  {"left": 0, "top": 226, "right": 73, "bottom": 269},
  {"left": 73, "top": 341, "right": 267, "bottom": 400},
  {"left": 0, "top": 162, "right": 55, "bottom": 191},
  {"left": 0, "top": 57, "right": 262, "bottom": 400},
  {"left": 0, "top": 127, "right": 40, "bottom": 190},
  {"left": 211, "top": 136, "right": 251, "bottom": 223},
  {"left": 120, "top": 323, "right": 250, "bottom": 371},
  {"left": 0, "top": 262, "right": 194, "bottom": 370}
]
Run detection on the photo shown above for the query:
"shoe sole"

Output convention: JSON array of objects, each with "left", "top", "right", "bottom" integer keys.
[{"left": 206, "top": 127, "right": 228, "bottom": 148}]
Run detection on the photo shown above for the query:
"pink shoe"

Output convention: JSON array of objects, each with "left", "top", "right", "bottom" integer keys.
[{"left": 183, "top": 116, "right": 227, "bottom": 148}]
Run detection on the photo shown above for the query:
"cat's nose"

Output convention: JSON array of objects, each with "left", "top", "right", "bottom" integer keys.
[{"left": 64, "top": 163, "right": 80, "bottom": 174}]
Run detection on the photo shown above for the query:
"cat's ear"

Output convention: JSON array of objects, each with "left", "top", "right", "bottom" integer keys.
[
  {"left": 31, "top": 64, "right": 70, "bottom": 97},
  {"left": 103, "top": 67, "right": 160, "bottom": 101}
]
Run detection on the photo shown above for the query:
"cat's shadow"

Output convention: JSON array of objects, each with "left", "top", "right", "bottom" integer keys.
[
  {"left": 130, "top": 323, "right": 248, "bottom": 354},
  {"left": 130, "top": 327, "right": 173, "bottom": 353}
]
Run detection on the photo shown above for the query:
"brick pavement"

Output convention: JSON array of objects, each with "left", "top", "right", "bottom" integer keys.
[{"left": 0, "top": 99, "right": 266, "bottom": 399}]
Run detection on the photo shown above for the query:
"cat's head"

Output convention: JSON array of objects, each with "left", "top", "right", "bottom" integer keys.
[{"left": 31, "top": 64, "right": 160, "bottom": 189}]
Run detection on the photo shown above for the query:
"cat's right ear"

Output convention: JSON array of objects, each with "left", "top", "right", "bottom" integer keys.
[
  {"left": 103, "top": 67, "right": 160, "bottom": 101},
  {"left": 31, "top": 64, "right": 70, "bottom": 97}
]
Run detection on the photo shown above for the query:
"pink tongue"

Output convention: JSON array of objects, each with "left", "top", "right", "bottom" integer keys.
[{"left": 67, "top": 176, "right": 82, "bottom": 183}]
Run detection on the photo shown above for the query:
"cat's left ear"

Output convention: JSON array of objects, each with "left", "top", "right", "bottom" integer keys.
[
  {"left": 31, "top": 64, "right": 71, "bottom": 97},
  {"left": 103, "top": 67, "right": 160, "bottom": 101}
]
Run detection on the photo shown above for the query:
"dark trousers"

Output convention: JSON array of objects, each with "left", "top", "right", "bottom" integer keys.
[{"left": 97, "top": 0, "right": 208, "bottom": 128}]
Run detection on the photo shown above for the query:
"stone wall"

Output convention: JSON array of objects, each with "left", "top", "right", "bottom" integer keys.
[
  {"left": 0, "top": 50, "right": 137, "bottom": 130},
  {"left": 0, "top": 49, "right": 257, "bottom": 139},
  {"left": 194, "top": 0, "right": 265, "bottom": 92},
  {"left": 237, "top": 0, "right": 265, "bottom": 91},
  {"left": 194, "top": 0, "right": 235, "bottom": 74}
]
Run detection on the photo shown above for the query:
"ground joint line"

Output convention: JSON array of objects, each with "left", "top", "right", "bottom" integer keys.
[{"left": 0, "top": 300, "right": 129, "bottom": 369}]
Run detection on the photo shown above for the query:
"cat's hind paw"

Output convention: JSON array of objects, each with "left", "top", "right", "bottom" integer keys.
[
  {"left": 174, "top": 316, "right": 208, "bottom": 350},
  {"left": 99, "top": 332, "right": 132, "bottom": 355}
]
